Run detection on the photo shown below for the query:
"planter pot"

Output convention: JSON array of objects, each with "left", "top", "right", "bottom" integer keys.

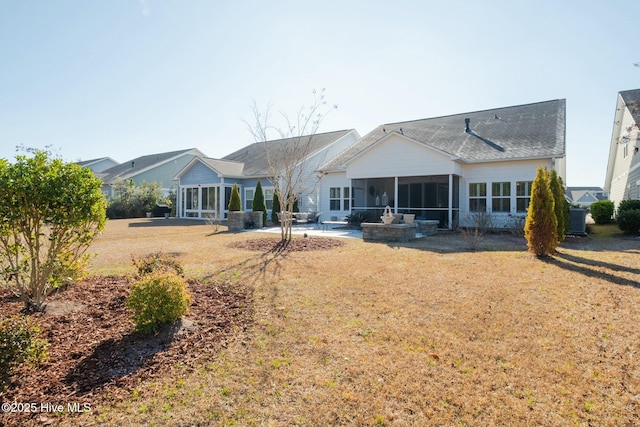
[
  {"left": 381, "top": 215, "right": 394, "bottom": 225},
  {"left": 145, "top": 212, "right": 152, "bottom": 218},
  {"left": 403, "top": 214, "right": 415, "bottom": 224},
  {"left": 227, "top": 211, "right": 244, "bottom": 232}
]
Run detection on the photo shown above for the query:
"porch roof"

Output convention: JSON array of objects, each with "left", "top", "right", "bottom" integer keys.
[{"left": 320, "top": 99, "right": 565, "bottom": 171}]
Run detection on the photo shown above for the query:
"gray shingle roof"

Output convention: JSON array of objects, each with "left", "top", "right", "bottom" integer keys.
[
  {"left": 222, "top": 129, "right": 354, "bottom": 177},
  {"left": 100, "top": 148, "right": 203, "bottom": 183},
  {"left": 199, "top": 158, "right": 245, "bottom": 177},
  {"left": 321, "top": 99, "right": 565, "bottom": 171}
]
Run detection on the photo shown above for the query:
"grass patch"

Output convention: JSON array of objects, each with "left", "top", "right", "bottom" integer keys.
[{"left": 25, "top": 218, "right": 640, "bottom": 426}]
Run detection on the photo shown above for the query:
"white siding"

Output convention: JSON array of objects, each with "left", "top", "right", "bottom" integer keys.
[
  {"left": 317, "top": 172, "right": 351, "bottom": 222},
  {"left": 346, "top": 135, "right": 461, "bottom": 179},
  {"left": 608, "top": 106, "right": 639, "bottom": 209},
  {"left": 459, "top": 159, "right": 554, "bottom": 227}
]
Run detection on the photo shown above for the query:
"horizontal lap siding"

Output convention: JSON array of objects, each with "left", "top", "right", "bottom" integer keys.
[
  {"left": 179, "top": 162, "right": 222, "bottom": 185},
  {"left": 347, "top": 135, "right": 458, "bottom": 179}
]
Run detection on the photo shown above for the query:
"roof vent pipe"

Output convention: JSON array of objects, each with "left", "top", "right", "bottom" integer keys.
[
  {"left": 131, "top": 161, "right": 135, "bottom": 168},
  {"left": 464, "top": 118, "right": 470, "bottom": 133}
]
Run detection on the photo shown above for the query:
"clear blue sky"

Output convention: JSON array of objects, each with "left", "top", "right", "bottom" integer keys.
[{"left": 1, "top": 0, "right": 639, "bottom": 187}]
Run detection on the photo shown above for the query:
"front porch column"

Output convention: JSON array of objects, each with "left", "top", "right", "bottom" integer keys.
[
  {"left": 219, "top": 179, "right": 225, "bottom": 220},
  {"left": 448, "top": 174, "right": 453, "bottom": 230},
  {"left": 394, "top": 176, "right": 399, "bottom": 213}
]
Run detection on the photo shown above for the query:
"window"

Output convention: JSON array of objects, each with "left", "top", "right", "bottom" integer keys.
[
  {"left": 245, "top": 188, "right": 254, "bottom": 211},
  {"left": 329, "top": 187, "right": 351, "bottom": 211},
  {"left": 343, "top": 187, "right": 350, "bottom": 211},
  {"left": 469, "top": 183, "right": 486, "bottom": 212},
  {"left": 329, "top": 187, "right": 341, "bottom": 210},
  {"left": 492, "top": 182, "right": 511, "bottom": 212},
  {"left": 516, "top": 181, "right": 533, "bottom": 212},
  {"left": 265, "top": 189, "right": 274, "bottom": 210}
]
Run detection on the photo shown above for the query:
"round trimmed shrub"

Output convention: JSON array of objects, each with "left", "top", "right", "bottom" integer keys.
[
  {"left": 126, "top": 273, "right": 191, "bottom": 334},
  {"left": 590, "top": 200, "right": 614, "bottom": 224},
  {"left": 618, "top": 199, "right": 640, "bottom": 213}
]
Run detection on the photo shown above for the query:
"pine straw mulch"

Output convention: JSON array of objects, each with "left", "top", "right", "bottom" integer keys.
[{"left": 0, "top": 236, "right": 342, "bottom": 427}]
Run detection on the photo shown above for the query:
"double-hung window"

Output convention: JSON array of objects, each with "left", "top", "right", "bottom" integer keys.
[
  {"left": 516, "top": 181, "right": 533, "bottom": 213},
  {"left": 491, "top": 182, "right": 511, "bottom": 212},
  {"left": 329, "top": 187, "right": 351, "bottom": 211},
  {"left": 469, "top": 183, "right": 486, "bottom": 212},
  {"left": 245, "top": 188, "right": 254, "bottom": 211}
]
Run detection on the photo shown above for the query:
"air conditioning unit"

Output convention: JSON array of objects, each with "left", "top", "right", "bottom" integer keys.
[{"left": 567, "top": 208, "right": 587, "bottom": 236}]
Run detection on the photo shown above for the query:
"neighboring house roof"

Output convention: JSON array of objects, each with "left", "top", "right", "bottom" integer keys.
[
  {"left": 222, "top": 129, "right": 355, "bottom": 177},
  {"left": 100, "top": 148, "right": 205, "bottom": 184},
  {"left": 175, "top": 157, "right": 246, "bottom": 180},
  {"left": 75, "top": 157, "right": 119, "bottom": 173},
  {"left": 321, "top": 99, "right": 566, "bottom": 171},
  {"left": 565, "top": 187, "right": 608, "bottom": 204}
]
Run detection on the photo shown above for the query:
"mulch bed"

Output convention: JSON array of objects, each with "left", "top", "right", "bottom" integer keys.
[
  {"left": 0, "top": 275, "right": 253, "bottom": 427},
  {"left": 229, "top": 236, "right": 344, "bottom": 252}
]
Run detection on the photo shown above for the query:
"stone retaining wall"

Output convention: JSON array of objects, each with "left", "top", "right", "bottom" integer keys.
[
  {"left": 361, "top": 223, "right": 417, "bottom": 242},
  {"left": 415, "top": 220, "right": 439, "bottom": 236},
  {"left": 228, "top": 211, "right": 264, "bottom": 232}
]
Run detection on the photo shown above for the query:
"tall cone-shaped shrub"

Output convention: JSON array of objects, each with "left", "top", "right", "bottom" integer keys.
[
  {"left": 549, "top": 169, "right": 567, "bottom": 242},
  {"left": 228, "top": 183, "right": 242, "bottom": 212},
  {"left": 252, "top": 180, "right": 267, "bottom": 226},
  {"left": 525, "top": 166, "right": 558, "bottom": 257},
  {"left": 271, "top": 191, "right": 280, "bottom": 224}
]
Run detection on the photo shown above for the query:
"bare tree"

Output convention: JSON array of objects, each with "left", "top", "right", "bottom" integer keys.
[{"left": 244, "top": 89, "right": 337, "bottom": 242}]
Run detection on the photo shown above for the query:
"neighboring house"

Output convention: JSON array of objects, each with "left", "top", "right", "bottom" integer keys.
[
  {"left": 173, "top": 130, "right": 360, "bottom": 219},
  {"left": 565, "top": 187, "right": 608, "bottom": 207},
  {"left": 318, "top": 99, "right": 566, "bottom": 229},
  {"left": 99, "top": 148, "right": 206, "bottom": 197},
  {"left": 604, "top": 88, "right": 640, "bottom": 210},
  {"left": 75, "top": 157, "right": 119, "bottom": 173}
]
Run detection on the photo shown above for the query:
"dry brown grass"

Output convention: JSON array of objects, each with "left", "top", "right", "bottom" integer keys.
[{"left": 66, "top": 219, "right": 640, "bottom": 425}]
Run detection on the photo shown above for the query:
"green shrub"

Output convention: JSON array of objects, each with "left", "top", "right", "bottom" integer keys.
[
  {"left": 524, "top": 166, "right": 558, "bottom": 257},
  {"left": 271, "top": 192, "right": 281, "bottom": 224},
  {"left": 617, "top": 209, "right": 640, "bottom": 234},
  {"left": 252, "top": 180, "right": 267, "bottom": 227},
  {"left": 0, "top": 315, "right": 49, "bottom": 391},
  {"left": 132, "top": 251, "right": 184, "bottom": 278},
  {"left": 228, "top": 183, "right": 242, "bottom": 212},
  {"left": 590, "top": 200, "right": 614, "bottom": 224},
  {"left": 126, "top": 273, "right": 191, "bottom": 334},
  {"left": 618, "top": 199, "right": 640, "bottom": 213}
]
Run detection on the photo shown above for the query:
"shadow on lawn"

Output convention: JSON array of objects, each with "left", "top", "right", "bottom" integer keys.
[
  {"left": 63, "top": 323, "right": 180, "bottom": 395},
  {"left": 213, "top": 241, "right": 290, "bottom": 283},
  {"left": 543, "top": 251, "right": 640, "bottom": 290}
]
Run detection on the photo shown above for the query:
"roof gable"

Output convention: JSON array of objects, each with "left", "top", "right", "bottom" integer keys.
[
  {"left": 100, "top": 148, "right": 205, "bottom": 183},
  {"left": 222, "top": 129, "right": 354, "bottom": 177}
]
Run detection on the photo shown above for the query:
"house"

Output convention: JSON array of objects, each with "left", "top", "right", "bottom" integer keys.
[
  {"left": 318, "top": 99, "right": 566, "bottom": 229},
  {"left": 565, "top": 187, "right": 608, "bottom": 207},
  {"left": 173, "top": 130, "right": 360, "bottom": 219},
  {"left": 75, "top": 157, "right": 119, "bottom": 174},
  {"left": 173, "top": 100, "right": 565, "bottom": 228},
  {"left": 604, "top": 88, "right": 640, "bottom": 210},
  {"left": 98, "top": 148, "right": 205, "bottom": 197}
]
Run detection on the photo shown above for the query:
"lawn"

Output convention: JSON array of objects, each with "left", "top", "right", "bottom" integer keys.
[{"left": 3, "top": 218, "right": 640, "bottom": 426}]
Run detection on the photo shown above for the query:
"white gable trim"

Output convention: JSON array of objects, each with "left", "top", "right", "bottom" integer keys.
[
  {"left": 345, "top": 131, "right": 459, "bottom": 168},
  {"left": 174, "top": 157, "right": 222, "bottom": 181}
]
